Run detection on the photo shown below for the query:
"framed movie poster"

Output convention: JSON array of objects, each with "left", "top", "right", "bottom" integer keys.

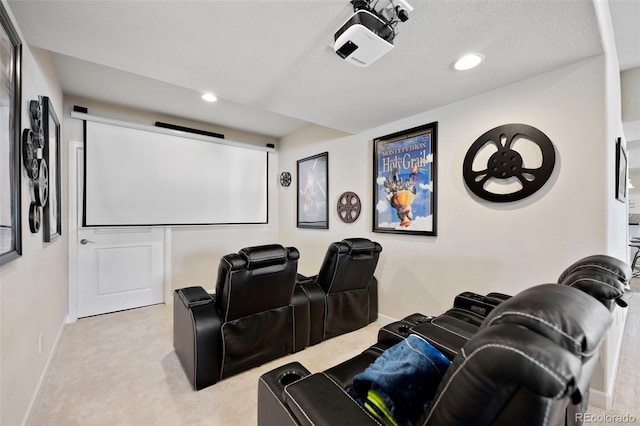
[
  {"left": 297, "top": 152, "right": 328, "bottom": 229},
  {"left": 42, "top": 96, "right": 61, "bottom": 242},
  {"left": 0, "top": 3, "right": 22, "bottom": 265},
  {"left": 373, "top": 122, "right": 437, "bottom": 236}
]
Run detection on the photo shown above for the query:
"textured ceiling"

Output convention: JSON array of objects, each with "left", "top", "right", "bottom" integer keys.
[{"left": 7, "top": 0, "right": 610, "bottom": 138}]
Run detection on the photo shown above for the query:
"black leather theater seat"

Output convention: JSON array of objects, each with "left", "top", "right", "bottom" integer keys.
[
  {"left": 173, "top": 238, "right": 384, "bottom": 391},
  {"left": 258, "top": 254, "right": 632, "bottom": 426},
  {"left": 173, "top": 244, "right": 302, "bottom": 390},
  {"left": 296, "top": 238, "right": 382, "bottom": 344}
]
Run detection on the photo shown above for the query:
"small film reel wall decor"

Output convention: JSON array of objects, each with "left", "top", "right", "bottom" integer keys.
[
  {"left": 336, "top": 191, "right": 361, "bottom": 223},
  {"left": 21, "top": 97, "right": 49, "bottom": 233},
  {"left": 279, "top": 171, "right": 292, "bottom": 187},
  {"left": 463, "top": 124, "right": 556, "bottom": 203}
]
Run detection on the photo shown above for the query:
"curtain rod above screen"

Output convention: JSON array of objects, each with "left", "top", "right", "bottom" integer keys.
[{"left": 70, "top": 111, "right": 276, "bottom": 153}]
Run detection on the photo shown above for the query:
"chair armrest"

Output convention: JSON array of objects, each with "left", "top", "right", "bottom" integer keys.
[
  {"left": 173, "top": 288, "right": 222, "bottom": 390},
  {"left": 297, "top": 281, "right": 326, "bottom": 346},
  {"left": 291, "top": 286, "right": 310, "bottom": 351},
  {"left": 295, "top": 273, "right": 316, "bottom": 285},
  {"left": 410, "top": 320, "right": 471, "bottom": 360},
  {"left": 284, "top": 373, "right": 380, "bottom": 426},
  {"left": 453, "top": 291, "right": 497, "bottom": 318},
  {"left": 176, "top": 286, "right": 214, "bottom": 308},
  {"left": 258, "top": 362, "right": 311, "bottom": 426},
  {"left": 368, "top": 276, "right": 378, "bottom": 323}
]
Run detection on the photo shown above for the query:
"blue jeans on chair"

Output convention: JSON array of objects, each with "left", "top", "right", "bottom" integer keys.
[{"left": 347, "top": 334, "right": 451, "bottom": 426}]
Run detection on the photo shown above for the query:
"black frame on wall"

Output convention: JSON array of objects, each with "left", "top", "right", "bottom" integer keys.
[
  {"left": 0, "top": 3, "right": 22, "bottom": 265},
  {"left": 297, "top": 152, "right": 329, "bottom": 229},
  {"left": 372, "top": 122, "right": 438, "bottom": 236},
  {"left": 616, "top": 137, "right": 627, "bottom": 203},
  {"left": 42, "top": 96, "right": 61, "bottom": 242}
]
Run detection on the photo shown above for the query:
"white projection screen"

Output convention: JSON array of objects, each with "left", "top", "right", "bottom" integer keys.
[{"left": 84, "top": 120, "right": 268, "bottom": 226}]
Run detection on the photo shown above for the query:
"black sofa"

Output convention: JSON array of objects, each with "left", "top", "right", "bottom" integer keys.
[
  {"left": 174, "top": 238, "right": 382, "bottom": 390},
  {"left": 257, "top": 255, "right": 631, "bottom": 426}
]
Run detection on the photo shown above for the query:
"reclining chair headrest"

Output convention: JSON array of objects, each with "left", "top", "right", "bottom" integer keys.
[
  {"left": 238, "top": 244, "right": 299, "bottom": 270},
  {"left": 560, "top": 270, "right": 629, "bottom": 308},
  {"left": 481, "top": 284, "right": 612, "bottom": 359},
  {"left": 557, "top": 255, "right": 632, "bottom": 308},
  {"left": 558, "top": 254, "right": 631, "bottom": 286},
  {"left": 216, "top": 244, "right": 299, "bottom": 321},
  {"left": 341, "top": 238, "right": 383, "bottom": 258}
]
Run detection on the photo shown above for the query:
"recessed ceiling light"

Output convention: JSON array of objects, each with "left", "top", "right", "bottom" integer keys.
[
  {"left": 202, "top": 92, "right": 218, "bottom": 102},
  {"left": 453, "top": 54, "right": 484, "bottom": 71}
]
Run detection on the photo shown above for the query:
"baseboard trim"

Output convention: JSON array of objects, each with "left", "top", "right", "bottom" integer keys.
[
  {"left": 588, "top": 388, "right": 612, "bottom": 410},
  {"left": 588, "top": 306, "right": 628, "bottom": 411},
  {"left": 377, "top": 313, "right": 398, "bottom": 326},
  {"left": 20, "top": 318, "right": 67, "bottom": 426}
]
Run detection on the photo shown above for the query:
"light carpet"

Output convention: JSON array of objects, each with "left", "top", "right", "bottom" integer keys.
[
  {"left": 27, "top": 305, "right": 380, "bottom": 425},
  {"left": 28, "top": 285, "right": 640, "bottom": 426}
]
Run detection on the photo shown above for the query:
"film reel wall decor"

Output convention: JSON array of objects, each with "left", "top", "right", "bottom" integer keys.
[
  {"left": 337, "top": 191, "right": 361, "bottom": 223},
  {"left": 279, "top": 171, "right": 292, "bottom": 187},
  {"left": 21, "top": 96, "right": 49, "bottom": 233},
  {"left": 463, "top": 123, "right": 556, "bottom": 203}
]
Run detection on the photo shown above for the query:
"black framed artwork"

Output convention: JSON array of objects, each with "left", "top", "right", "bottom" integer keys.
[
  {"left": 0, "top": 3, "right": 22, "bottom": 265},
  {"left": 373, "top": 122, "right": 437, "bottom": 236},
  {"left": 297, "top": 152, "right": 328, "bottom": 229},
  {"left": 42, "top": 96, "right": 61, "bottom": 242},
  {"left": 616, "top": 137, "right": 627, "bottom": 203}
]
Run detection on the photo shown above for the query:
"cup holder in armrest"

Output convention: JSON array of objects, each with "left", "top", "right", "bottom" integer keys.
[
  {"left": 279, "top": 370, "right": 304, "bottom": 387},
  {"left": 397, "top": 325, "right": 411, "bottom": 334},
  {"left": 259, "top": 362, "right": 311, "bottom": 402},
  {"left": 378, "top": 320, "right": 415, "bottom": 346},
  {"left": 258, "top": 361, "right": 312, "bottom": 421}
]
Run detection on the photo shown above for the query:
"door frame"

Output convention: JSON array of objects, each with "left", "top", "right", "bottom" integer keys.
[{"left": 67, "top": 140, "right": 172, "bottom": 322}]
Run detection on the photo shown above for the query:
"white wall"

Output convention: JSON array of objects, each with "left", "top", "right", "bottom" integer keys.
[
  {"left": 624, "top": 68, "right": 640, "bottom": 201},
  {"left": 591, "top": 0, "right": 630, "bottom": 408},
  {"left": 279, "top": 55, "right": 626, "bottom": 401},
  {"left": 622, "top": 67, "right": 640, "bottom": 173},
  {"left": 0, "top": 2, "right": 627, "bottom": 422},
  {"left": 621, "top": 67, "right": 640, "bottom": 124},
  {"left": 0, "top": 5, "right": 66, "bottom": 423},
  {"left": 280, "top": 56, "right": 611, "bottom": 316}
]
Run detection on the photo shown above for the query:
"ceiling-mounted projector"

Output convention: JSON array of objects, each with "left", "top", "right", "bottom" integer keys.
[
  {"left": 334, "top": 0, "right": 412, "bottom": 67},
  {"left": 334, "top": 10, "right": 394, "bottom": 67}
]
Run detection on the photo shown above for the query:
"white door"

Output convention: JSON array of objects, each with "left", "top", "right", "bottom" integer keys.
[
  {"left": 76, "top": 227, "right": 164, "bottom": 318},
  {"left": 69, "top": 141, "right": 165, "bottom": 319}
]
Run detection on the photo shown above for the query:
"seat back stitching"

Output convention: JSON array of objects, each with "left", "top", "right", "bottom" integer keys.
[
  {"left": 422, "top": 343, "right": 568, "bottom": 425},
  {"left": 487, "top": 311, "right": 581, "bottom": 352}
]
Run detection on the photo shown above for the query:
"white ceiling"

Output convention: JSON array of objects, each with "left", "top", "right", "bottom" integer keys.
[{"left": 6, "top": 0, "right": 637, "bottom": 139}]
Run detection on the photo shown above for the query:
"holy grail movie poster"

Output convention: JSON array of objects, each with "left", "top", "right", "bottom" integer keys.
[{"left": 374, "top": 127, "right": 435, "bottom": 234}]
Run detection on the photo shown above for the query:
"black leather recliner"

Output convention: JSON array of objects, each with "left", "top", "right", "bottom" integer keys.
[
  {"left": 258, "top": 255, "right": 631, "bottom": 426},
  {"left": 296, "top": 238, "right": 382, "bottom": 344},
  {"left": 556, "top": 254, "right": 633, "bottom": 423},
  {"left": 558, "top": 254, "right": 633, "bottom": 309},
  {"left": 174, "top": 239, "right": 384, "bottom": 390},
  {"left": 173, "top": 244, "right": 302, "bottom": 390}
]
